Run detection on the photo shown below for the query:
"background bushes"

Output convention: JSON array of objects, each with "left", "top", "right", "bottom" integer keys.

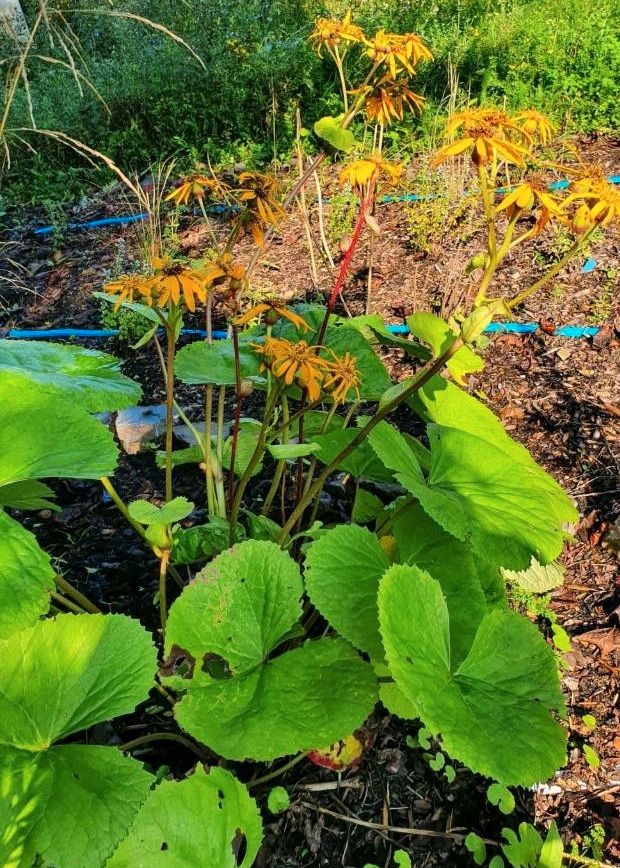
[{"left": 3, "top": 0, "right": 619, "bottom": 202}]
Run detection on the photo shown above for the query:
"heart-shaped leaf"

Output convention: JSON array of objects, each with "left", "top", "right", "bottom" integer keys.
[
  {"left": 164, "top": 541, "right": 377, "bottom": 760},
  {"left": 379, "top": 565, "right": 566, "bottom": 785}
]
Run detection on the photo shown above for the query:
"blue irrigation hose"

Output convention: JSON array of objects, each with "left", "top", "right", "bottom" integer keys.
[
  {"left": 31, "top": 175, "right": 620, "bottom": 236},
  {"left": 4, "top": 322, "right": 602, "bottom": 340}
]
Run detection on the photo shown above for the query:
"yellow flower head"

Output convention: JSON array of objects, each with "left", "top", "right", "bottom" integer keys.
[
  {"left": 339, "top": 154, "right": 403, "bottom": 190},
  {"left": 365, "top": 30, "right": 432, "bottom": 79},
  {"left": 165, "top": 174, "right": 224, "bottom": 207},
  {"left": 496, "top": 176, "right": 563, "bottom": 235},
  {"left": 103, "top": 274, "right": 153, "bottom": 310},
  {"left": 234, "top": 302, "right": 310, "bottom": 331},
  {"left": 150, "top": 256, "right": 208, "bottom": 312},
  {"left": 513, "top": 110, "right": 554, "bottom": 145},
  {"left": 235, "top": 171, "right": 285, "bottom": 246},
  {"left": 198, "top": 253, "right": 247, "bottom": 294},
  {"left": 254, "top": 337, "right": 330, "bottom": 401},
  {"left": 309, "top": 10, "right": 365, "bottom": 55},
  {"left": 433, "top": 107, "right": 531, "bottom": 167},
  {"left": 565, "top": 174, "right": 620, "bottom": 232},
  {"left": 323, "top": 351, "right": 361, "bottom": 404},
  {"left": 360, "top": 75, "right": 425, "bottom": 126}
]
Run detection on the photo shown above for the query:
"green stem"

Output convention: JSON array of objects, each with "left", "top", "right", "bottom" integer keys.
[
  {"left": 119, "top": 731, "right": 206, "bottom": 758},
  {"left": 101, "top": 477, "right": 147, "bottom": 540},
  {"left": 332, "top": 45, "right": 349, "bottom": 113},
  {"left": 248, "top": 751, "right": 310, "bottom": 790},
  {"left": 261, "top": 396, "right": 289, "bottom": 516},
  {"left": 54, "top": 575, "right": 101, "bottom": 614},
  {"left": 204, "top": 385, "right": 216, "bottom": 515},
  {"left": 278, "top": 338, "right": 464, "bottom": 542},
  {"left": 229, "top": 386, "right": 282, "bottom": 544},
  {"left": 159, "top": 549, "right": 170, "bottom": 631},
  {"left": 164, "top": 318, "right": 177, "bottom": 503},
  {"left": 51, "top": 591, "right": 86, "bottom": 614},
  {"left": 474, "top": 208, "right": 521, "bottom": 305},
  {"left": 508, "top": 227, "right": 596, "bottom": 310}
]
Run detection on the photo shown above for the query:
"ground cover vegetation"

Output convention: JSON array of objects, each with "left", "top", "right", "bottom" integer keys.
[
  {"left": 1, "top": 0, "right": 619, "bottom": 202},
  {"left": 1, "top": 5, "right": 619, "bottom": 868}
]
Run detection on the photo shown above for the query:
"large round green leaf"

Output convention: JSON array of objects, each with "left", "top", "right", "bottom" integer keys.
[
  {"left": 0, "top": 744, "right": 152, "bottom": 868},
  {"left": 0, "top": 339, "right": 141, "bottom": 412},
  {"left": 0, "top": 375, "right": 118, "bottom": 487},
  {"left": 304, "top": 524, "right": 390, "bottom": 661},
  {"left": 108, "top": 766, "right": 262, "bottom": 868},
  {"left": 175, "top": 637, "right": 376, "bottom": 761},
  {"left": 164, "top": 540, "right": 377, "bottom": 760},
  {"left": 0, "top": 614, "right": 157, "bottom": 751},
  {"left": 0, "top": 511, "right": 54, "bottom": 640},
  {"left": 379, "top": 565, "right": 566, "bottom": 785}
]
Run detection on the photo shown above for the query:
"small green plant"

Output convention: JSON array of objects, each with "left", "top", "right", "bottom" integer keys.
[
  {"left": 590, "top": 267, "right": 617, "bottom": 325},
  {"left": 99, "top": 297, "right": 156, "bottom": 346}
]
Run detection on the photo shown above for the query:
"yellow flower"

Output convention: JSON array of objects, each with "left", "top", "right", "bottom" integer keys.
[
  {"left": 234, "top": 303, "right": 310, "bottom": 331},
  {"left": 323, "top": 351, "right": 361, "bottom": 404},
  {"left": 433, "top": 108, "right": 531, "bottom": 167},
  {"left": 165, "top": 174, "right": 223, "bottom": 207},
  {"left": 513, "top": 110, "right": 554, "bottom": 145},
  {"left": 198, "top": 254, "right": 247, "bottom": 293},
  {"left": 235, "top": 171, "right": 284, "bottom": 246},
  {"left": 339, "top": 155, "right": 403, "bottom": 190},
  {"left": 496, "top": 178, "right": 562, "bottom": 234},
  {"left": 564, "top": 175, "right": 620, "bottom": 231},
  {"left": 364, "top": 30, "right": 432, "bottom": 79},
  {"left": 255, "top": 338, "right": 330, "bottom": 401},
  {"left": 150, "top": 256, "right": 208, "bottom": 312},
  {"left": 103, "top": 274, "right": 153, "bottom": 310},
  {"left": 309, "top": 10, "right": 365, "bottom": 55},
  {"left": 360, "top": 75, "right": 425, "bottom": 126}
]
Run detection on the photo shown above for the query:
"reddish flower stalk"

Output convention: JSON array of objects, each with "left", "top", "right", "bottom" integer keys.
[{"left": 315, "top": 196, "right": 370, "bottom": 347}]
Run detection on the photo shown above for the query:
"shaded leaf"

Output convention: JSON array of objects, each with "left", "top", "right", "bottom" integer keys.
[{"left": 0, "top": 339, "right": 140, "bottom": 412}]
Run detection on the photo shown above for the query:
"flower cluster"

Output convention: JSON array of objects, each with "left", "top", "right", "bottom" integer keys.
[
  {"left": 104, "top": 257, "right": 215, "bottom": 313},
  {"left": 339, "top": 154, "right": 402, "bottom": 191},
  {"left": 434, "top": 108, "right": 533, "bottom": 167},
  {"left": 309, "top": 11, "right": 431, "bottom": 129},
  {"left": 255, "top": 338, "right": 361, "bottom": 404}
]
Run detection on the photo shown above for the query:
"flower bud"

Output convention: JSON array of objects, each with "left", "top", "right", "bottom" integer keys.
[
  {"left": 466, "top": 252, "right": 488, "bottom": 274},
  {"left": 239, "top": 379, "right": 254, "bottom": 397}
]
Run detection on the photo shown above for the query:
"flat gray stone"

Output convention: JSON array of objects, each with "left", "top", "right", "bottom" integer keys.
[{"left": 116, "top": 404, "right": 168, "bottom": 454}]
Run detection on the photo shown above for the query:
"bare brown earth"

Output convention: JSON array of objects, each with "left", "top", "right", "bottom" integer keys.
[{"left": 1, "top": 134, "right": 618, "bottom": 866}]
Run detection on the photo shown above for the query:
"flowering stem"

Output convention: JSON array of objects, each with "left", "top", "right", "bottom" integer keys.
[
  {"left": 228, "top": 325, "right": 243, "bottom": 510},
  {"left": 314, "top": 196, "right": 369, "bottom": 348},
  {"left": 278, "top": 337, "right": 464, "bottom": 543},
  {"left": 229, "top": 385, "right": 283, "bottom": 544},
  {"left": 474, "top": 208, "right": 521, "bottom": 306},
  {"left": 508, "top": 226, "right": 596, "bottom": 309},
  {"left": 164, "top": 317, "right": 178, "bottom": 503},
  {"left": 261, "top": 396, "right": 289, "bottom": 516},
  {"left": 477, "top": 165, "right": 497, "bottom": 299},
  {"left": 332, "top": 45, "right": 349, "bottom": 113}
]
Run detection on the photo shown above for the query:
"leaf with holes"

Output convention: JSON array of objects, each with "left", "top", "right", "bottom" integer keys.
[
  {"left": 164, "top": 540, "right": 377, "bottom": 761},
  {"left": 0, "top": 511, "right": 55, "bottom": 640},
  {"left": 0, "top": 614, "right": 157, "bottom": 867},
  {"left": 379, "top": 566, "right": 566, "bottom": 785},
  {"left": 0, "top": 339, "right": 141, "bottom": 412},
  {"left": 108, "top": 766, "right": 262, "bottom": 868}
]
